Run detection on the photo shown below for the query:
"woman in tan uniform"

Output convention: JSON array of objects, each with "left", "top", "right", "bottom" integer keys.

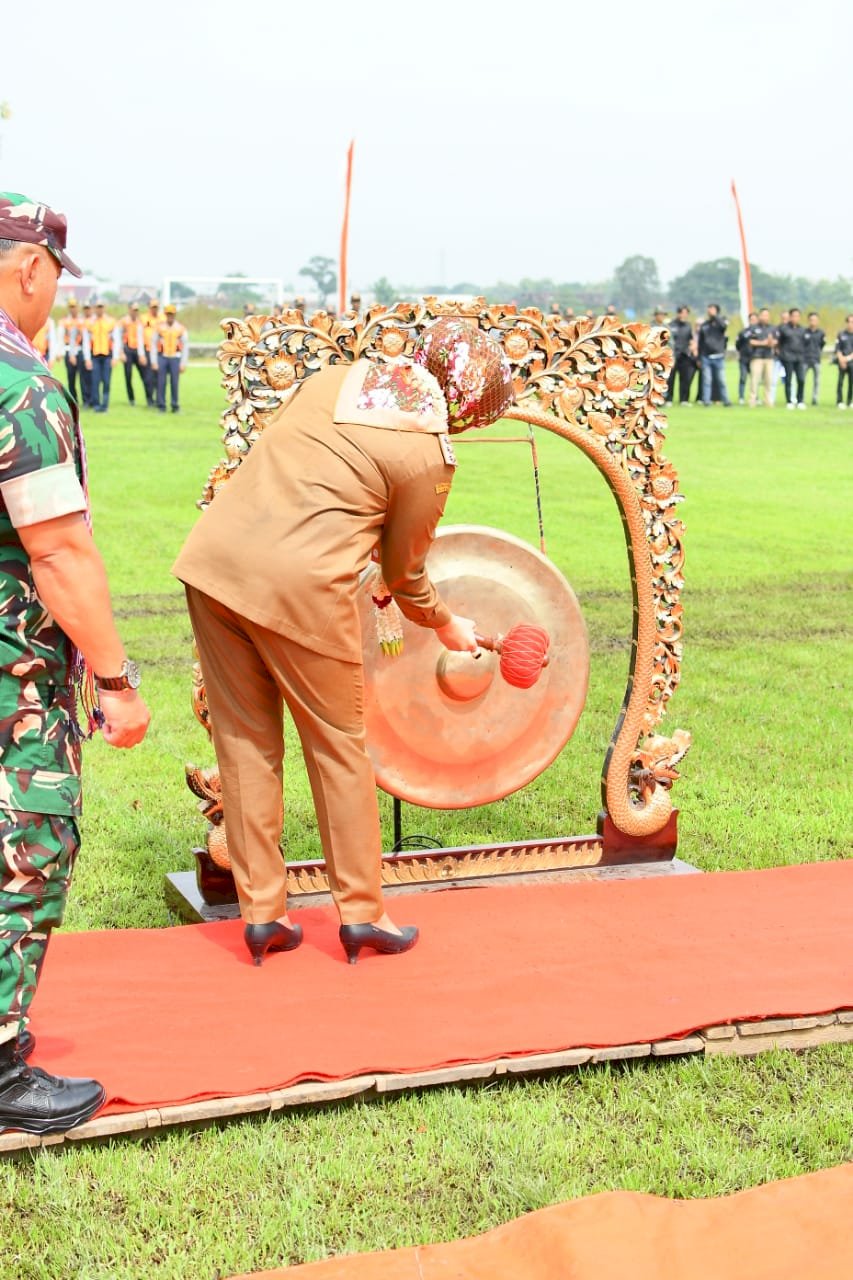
[{"left": 173, "top": 319, "right": 513, "bottom": 965}]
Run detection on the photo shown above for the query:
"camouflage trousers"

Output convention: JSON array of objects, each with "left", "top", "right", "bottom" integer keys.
[{"left": 0, "top": 809, "right": 79, "bottom": 1045}]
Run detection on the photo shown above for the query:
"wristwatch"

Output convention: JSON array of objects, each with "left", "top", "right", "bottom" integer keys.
[{"left": 94, "top": 659, "right": 142, "bottom": 692}]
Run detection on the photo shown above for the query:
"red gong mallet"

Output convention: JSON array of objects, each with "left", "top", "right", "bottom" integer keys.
[{"left": 474, "top": 624, "right": 551, "bottom": 689}]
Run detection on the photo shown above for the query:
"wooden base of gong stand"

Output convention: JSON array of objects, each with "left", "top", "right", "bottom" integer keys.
[{"left": 164, "top": 806, "right": 694, "bottom": 924}]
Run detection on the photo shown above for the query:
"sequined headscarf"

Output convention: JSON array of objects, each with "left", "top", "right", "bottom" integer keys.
[{"left": 413, "top": 318, "right": 514, "bottom": 433}]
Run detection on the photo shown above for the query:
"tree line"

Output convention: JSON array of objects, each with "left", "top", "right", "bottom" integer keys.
[
  {"left": 180, "top": 254, "right": 849, "bottom": 318},
  {"left": 371, "top": 255, "right": 851, "bottom": 315}
]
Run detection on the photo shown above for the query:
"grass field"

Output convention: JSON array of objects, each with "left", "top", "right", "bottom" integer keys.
[{"left": 1, "top": 363, "right": 851, "bottom": 1279}]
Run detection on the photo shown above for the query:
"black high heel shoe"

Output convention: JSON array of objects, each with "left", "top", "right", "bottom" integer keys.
[
  {"left": 339, "top": 923, "right": 419, "bottom": 966},
  {"left": 244, "top": 920, "right": 303, "bottom": 967}
]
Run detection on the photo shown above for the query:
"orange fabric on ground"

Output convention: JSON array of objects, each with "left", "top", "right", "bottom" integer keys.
[
  {"left": 29, "top": 861, "right": 853, "bottom": 1114},
  {"left": 230, "top": 1165, "right": 853, "bottom": 1280}
]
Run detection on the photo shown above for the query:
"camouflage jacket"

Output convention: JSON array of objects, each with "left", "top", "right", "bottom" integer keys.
[{"left": 0, "top": 308, "right": 86, "bottom": 816}]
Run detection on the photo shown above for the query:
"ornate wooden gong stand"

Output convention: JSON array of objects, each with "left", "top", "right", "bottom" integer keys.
[{"left": 166, "top": 299, "right": 692, "bottom": 920}]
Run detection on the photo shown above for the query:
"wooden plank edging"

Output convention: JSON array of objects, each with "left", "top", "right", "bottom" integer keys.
[{"left": 1, "top": 1012, "right": 850, "bottom": 1155}]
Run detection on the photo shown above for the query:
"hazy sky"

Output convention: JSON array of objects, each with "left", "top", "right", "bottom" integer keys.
[{"left": 2, "top": 0, "right": 850, "bottom": 295}]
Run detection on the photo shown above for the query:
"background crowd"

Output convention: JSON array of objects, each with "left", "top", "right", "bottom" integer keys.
[
  {"left": 647, "top": 304, "right": 853, "bottom": 410},
  {"left": 32, "top": 293, "right": 853, "bottom": 414},
  {"left": 33, "top": 295, "right": 189, "bottom": 414}
]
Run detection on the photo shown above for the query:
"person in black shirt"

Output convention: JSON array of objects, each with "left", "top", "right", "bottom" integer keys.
[
  {"left": 776, "top": 307, "right": 807, "bottom": 409},
  {"left": 698, "top": 304, "right": 731, "bottom": 406},
  {"left": 665, "top": 305, "right": 696, "bottom": 405},
  {"left": 835, "top": 315, "right": 853, "bottom": 408},
  {"left": 748, "top": 308, "right": 776, "bottom": 407},
  {"left": 802, "top": 312, "right": 825, "bottom": 406},
  {"left": 735, "top": 312, "right": 758, "bottom": 404}
]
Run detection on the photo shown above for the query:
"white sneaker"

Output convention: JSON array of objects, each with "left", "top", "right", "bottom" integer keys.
[
  {"left": 838, "top": 403, "right": 846, "bottom": 410},
  {"left": 797, "top": 402, "right": 807, "bottom": 410},
  {"left": 786, "top": 402, "right": 795, "bottom": 410}
]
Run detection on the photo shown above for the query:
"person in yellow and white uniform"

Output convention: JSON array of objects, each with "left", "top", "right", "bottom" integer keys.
[
  {"left": 118, "top": 301, "right": 146, "bottom": 407},
  {"left": 140, "top": 297, "right": 162, "bottom": 407},
  {"left": 81, "top": 299, "right": 121, "bottom": 413},
  {"left": 57, "top": 296, "right": 86, "bottom": 403},
  {"left": 78, "top": 300, "right": 94, "bottom": 407},
  {"left": 150, "top": 303, "right": 188, "bottom": 413}
]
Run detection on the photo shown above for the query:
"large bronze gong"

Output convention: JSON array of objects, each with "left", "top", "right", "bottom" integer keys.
[{"left": 360, "top": 526, "right": 590, "bottom": 809}]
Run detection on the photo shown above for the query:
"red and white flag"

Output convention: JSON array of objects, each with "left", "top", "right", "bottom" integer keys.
[{"left": 731, "top": 179, "right": 753, "bottom": 324}]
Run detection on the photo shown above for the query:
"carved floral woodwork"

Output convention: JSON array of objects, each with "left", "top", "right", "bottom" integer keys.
[{"left": 189, "top": 299, "right": 690, "bottom": 881}]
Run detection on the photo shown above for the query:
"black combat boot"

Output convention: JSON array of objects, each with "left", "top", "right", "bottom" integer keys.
[
  {"left": 18, "top": 1029, "right": 35, "bottom": 1060},
  {"left": 0, "top": 1038, "right": 106, "bottom": 1134}
]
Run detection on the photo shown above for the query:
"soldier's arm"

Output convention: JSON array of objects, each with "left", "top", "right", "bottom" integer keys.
[
  {"left": 0, "top": 375, "right": 148, "bottom": 748},
  {"left": 17, "top": 513, "right": 150, "bottom": 748}
]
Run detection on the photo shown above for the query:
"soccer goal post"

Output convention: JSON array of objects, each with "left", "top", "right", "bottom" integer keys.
[{"left": 161, "top": 276, "right": 285, "bottom": 309}]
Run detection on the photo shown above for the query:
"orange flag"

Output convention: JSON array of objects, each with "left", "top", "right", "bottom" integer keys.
[
  {"left": 339, "top": 141, "right": 354, "bottom": 316},
  {"left": 731, "top": 179, "right": 753, "bottom": 323}
]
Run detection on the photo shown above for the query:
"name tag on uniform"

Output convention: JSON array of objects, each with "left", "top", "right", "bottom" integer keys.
[{"left": 439, "top": 433, "right": 457, "bottom": 467}]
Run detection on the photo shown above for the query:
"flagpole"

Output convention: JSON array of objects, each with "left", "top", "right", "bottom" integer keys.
[
  {"left": 730, "top": 179, "right": 753, "bottom": 323},
  {"left": 339, "top": 140, "right": 354, "bottom": 316}
]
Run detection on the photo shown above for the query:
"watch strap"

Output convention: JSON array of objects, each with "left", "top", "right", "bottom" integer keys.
[
  {"left": 95, "top": 673, "right": 132, "bottom": 691},
  {"left": 94, "top": 659, "right": 140, "bottom": 692}
]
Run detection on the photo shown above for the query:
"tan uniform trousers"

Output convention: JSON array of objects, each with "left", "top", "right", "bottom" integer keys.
[
  {"left": 750, "top": 357, "right": 773, "bottom": 407},
  {"left": 185, "top": 585, "right": 384, "bottom": 926}
]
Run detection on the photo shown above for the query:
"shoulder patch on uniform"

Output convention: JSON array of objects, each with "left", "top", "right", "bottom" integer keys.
[{"left": 435, "top": 481, "right": 452, "bottom": 494}]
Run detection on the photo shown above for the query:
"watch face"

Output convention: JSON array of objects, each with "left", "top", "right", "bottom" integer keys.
[{"left": 125, "top": 660, "right": 142, "bottom": 689}]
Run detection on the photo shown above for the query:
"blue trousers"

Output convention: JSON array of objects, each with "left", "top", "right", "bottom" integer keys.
[
  {"left": 157, "top": 357, "right": 181, "bottom": 411},
  {"left": 738, "top": 359, "right": 751, "bottom": 400},
  {"left": 91, "top": 354, "right": 112, "bottom": 410},
  {"left": 701, "top": 354, "right": 730, "bottom": 405}
]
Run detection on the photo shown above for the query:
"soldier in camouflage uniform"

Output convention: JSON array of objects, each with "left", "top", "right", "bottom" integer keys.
[{"left": 0, "top": 193, "right": 150, "bottom": 1134}]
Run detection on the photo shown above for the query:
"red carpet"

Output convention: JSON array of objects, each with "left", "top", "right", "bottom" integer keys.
[
  {"left": 229, "top": 1164, "right": 853, "bottom": 1280},
  {"left": 29, "top": 861, "right": 853, "bottom": 1114}
]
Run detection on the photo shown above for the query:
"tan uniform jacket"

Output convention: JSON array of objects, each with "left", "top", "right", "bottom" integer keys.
[{"left": 173, "top": 361, "right": 455, "bottom": 663}]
